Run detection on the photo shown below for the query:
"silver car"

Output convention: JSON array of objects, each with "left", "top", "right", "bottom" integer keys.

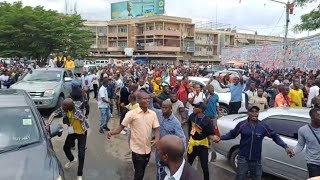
[{"left": 214, "top": 107, "right": 309, "bottom": 180}]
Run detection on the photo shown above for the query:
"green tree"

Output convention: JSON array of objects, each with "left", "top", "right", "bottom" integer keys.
[
  {"left": 0, "top": 1, "right": 94, "bottom": 64},
  {"left": 294, "top": 0, "right": 320, "bottom": 32}
]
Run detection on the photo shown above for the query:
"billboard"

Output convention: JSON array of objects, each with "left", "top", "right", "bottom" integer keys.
[{"left": 111, "top": 0, "right": 165, "bottom": 20}]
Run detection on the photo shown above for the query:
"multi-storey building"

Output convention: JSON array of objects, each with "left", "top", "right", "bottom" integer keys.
[{"left": 83, "top": 16, "right": 285, "bottom": 64}]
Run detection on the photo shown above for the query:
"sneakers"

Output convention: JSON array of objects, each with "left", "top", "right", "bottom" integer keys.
[
  {"left": 64, "top": 158, "right": 78, "bottom": 169},
  {"left": 103, "top": 126, "right": 110, "bottom": 131},
  {"left": 76, "top": 176, "right": 83, "bottom": 180},
  {"left": 120, "top": 130, "right": 127, "bottom": 135},
  {"left": 99, "top": 128, "right": 104, "bottom": 134}
]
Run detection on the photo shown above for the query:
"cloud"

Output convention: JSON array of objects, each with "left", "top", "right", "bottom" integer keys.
[{"left": 1, "top": 0, "right": 319, "bottom": 37}]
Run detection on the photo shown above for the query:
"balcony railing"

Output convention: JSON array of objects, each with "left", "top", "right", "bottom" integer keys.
[
  {"left": 143, "top": 46, "right": 181, "bottom": 52},
  {"left": 108, "top": 47, "right": 125, "bottom": 51}
]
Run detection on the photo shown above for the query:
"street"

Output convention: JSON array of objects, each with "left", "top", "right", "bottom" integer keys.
[{"left": 46, "top": 96, "right": 284, "bottom": 180}]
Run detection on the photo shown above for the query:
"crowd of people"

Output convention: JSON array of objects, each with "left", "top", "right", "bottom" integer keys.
[{"left": 2, "top": 54, "right": 320, "bottom": 180}]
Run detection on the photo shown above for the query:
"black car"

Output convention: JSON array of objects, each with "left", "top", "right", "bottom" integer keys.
[{"left": 0, "top": 89, "right": 64, "bottom": 180}]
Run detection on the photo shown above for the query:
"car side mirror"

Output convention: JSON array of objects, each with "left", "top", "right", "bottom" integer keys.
[
  {"left": 50, "top": 124, "right": 63, "bottom": 138},
  {"left": 64, "top": 77, "right": 72, "bottom": 82}
]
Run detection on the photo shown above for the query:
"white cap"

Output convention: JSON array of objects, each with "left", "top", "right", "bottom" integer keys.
[{"left": 273, "top": 80, "right": 280, "bottom": 85}]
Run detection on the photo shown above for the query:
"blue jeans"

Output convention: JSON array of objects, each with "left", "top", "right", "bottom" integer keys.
[
  {"left": 235, "top": 156, "right": 262, "bottom": 180},
  {"left": 99, "top": 107, "right": 110, "bottom": 128},
  {"left": 155, "top": 151, "right": 163, "bottom": 180}
]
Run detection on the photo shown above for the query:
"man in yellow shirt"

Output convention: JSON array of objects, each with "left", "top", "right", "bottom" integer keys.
[
  {"left": 49, "top": 98, "right": 89, "bottom": 180},
  {"left": 152, "top": 77, "right": 163, "bottom": 96},
  {"left": 288, "top": 80, "right": 304, "bottom": 108},
  {"left": 64, "top": 56, "right": 75, "bottom": 71},
  {"left": 54, "top": 52, "right": 66, "bottom": 68}
]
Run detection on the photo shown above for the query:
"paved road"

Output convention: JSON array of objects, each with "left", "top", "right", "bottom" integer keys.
[{"left": 44, "top": 96, "right": 284, "bottom": 180}]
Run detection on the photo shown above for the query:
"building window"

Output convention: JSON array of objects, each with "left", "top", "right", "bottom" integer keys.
[
  {"left": 146, "top": 26, "right": 153, "bottom": 31},
  {"left": 110, "top": 42, "right": 117, "bottom": 47},
  {"left": 118, "top": 41, "right": 127, "bottom": 47},
  {"left": 118, "top": 27, "right": 127, "bottom": 33}
]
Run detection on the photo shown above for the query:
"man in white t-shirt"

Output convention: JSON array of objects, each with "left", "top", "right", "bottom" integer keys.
[
  {"left": 187, "top": 84, "right": 206, "bottom": 116},
  {"left": 98, "top": 78, "right": 111, "bottom": 133}
]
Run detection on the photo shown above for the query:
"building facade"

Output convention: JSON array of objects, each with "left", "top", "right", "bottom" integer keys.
[{"left": 83, "top": 16, "right": 285, "bottom": 64}]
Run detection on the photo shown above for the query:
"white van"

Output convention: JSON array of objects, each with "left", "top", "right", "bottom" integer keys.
[{"left": 95, "top": 60, "right": 109, "bottom": 66}]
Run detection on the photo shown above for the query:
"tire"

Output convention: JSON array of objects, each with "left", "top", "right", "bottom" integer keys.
[
  {"left": 230, "top": 148, "right": 239, "bottom": 171},
  {"left": 219, "top": 104, "right": 229, "bottom": 116},
  {"left": 54, "top": 95, "right": 64, "bottom": 111}
]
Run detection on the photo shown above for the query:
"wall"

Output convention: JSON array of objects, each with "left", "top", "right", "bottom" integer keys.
[{"left": 221, "top": 34, "right": 320, "bottom": 70}]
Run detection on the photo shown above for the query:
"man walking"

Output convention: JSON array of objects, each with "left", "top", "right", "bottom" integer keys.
[
  {"left": 214, "top": 105, "right": 294, "bottom": 180},
  {"left": 49, "top": 98, "right": 89, "bottom": 180},
  {"left": 107, "top": 92, "right": 160, "bottom": 180},
  {"left": 187, "top": 102, "right": 216, "bottom": 180},
  {"left": 158, "top": 135, "right": 202, "bottom": 180},
  {"left": 151, "top": 100, "right": 186, "bottom": 180},
  {"left": 292, "top": 108, "right": 320, "bottom": 178},
  {"left": 307, "top": 78, "right": 320, "bottom": 108},
  {"left": 98, "top": 78, "right": 111, "bottom": 133}
]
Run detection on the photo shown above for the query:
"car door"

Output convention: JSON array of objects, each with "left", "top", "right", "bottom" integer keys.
[
  {"left": 262, "top": 116, "right": 309, "bottom": 180},
  {"left": 62, "top": 70, "right": 72, "bottom": 96}
]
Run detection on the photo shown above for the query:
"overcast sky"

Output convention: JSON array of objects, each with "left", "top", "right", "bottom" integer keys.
[{"left": 3, "top": 0, "right": 320, "bottom": 38}]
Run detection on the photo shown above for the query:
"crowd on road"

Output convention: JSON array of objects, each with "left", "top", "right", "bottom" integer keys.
[{"left": 1, "top": 54, "right": 320, "bottom": 180}]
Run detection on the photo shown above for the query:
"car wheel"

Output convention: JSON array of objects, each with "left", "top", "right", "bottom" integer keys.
[
  {"left": 230, "top": 148, "right": 239, "bottom": 170},
  {"left": 55, "top": 95, "right": 64, "bottom": 111},
  {"left": 219, "top": 104, "right": 229, "bottom": 116}
]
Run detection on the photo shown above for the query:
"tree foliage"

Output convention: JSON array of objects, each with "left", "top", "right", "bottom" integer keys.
[
  {"left": 0, "top": 1, "right": 94, "bottom": 63},
  {"left": 294, "top": 0, "right": 320, "bottom": 32}
]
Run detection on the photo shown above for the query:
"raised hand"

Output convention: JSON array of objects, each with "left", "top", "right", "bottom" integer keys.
[{"left": 286, "top": 148, "right": 295, "bottom": 158}]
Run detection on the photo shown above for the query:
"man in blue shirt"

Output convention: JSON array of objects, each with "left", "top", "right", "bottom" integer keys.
[
  {"left": 228, "top": 76, "right": 244, "bottom": 114},
  {"left": 213, "top": 105, "right": 294, "bottom": 180},
  {"left": 152, "top": 100, "right": 186, "bottom": 180},
  {"left": 205, "top": 84, "right": 221, "bottom": 119}
]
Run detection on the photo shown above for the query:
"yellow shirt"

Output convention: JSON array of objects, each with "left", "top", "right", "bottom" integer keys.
[
  {"left": 152, "top": 82, "right": 162, "bottom": 96},
  {"left": 67, "top": 111, "right": 85, "bottom": 134},
  {"left": 125, "top": 103, "right": 139, "bottom": 111},
  {"left": 64, "top": 60, "right": 75, "bottom": 70},
  {"left": 288, "top": 89, "right": 304, "bottom": 107}
]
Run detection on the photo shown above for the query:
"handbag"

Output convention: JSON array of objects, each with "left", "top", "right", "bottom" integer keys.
[{"left": 308, "top": 125, "right": 320, "bottom": 145}]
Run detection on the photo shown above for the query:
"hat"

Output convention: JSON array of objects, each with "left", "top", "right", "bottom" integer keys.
[
  {"left": 283, "top": 79, "right": 290, "bottom": 84},
  {"left": 193, "top": 102, "right": 206, "bottom": 112},
  {"left": 273, "top": 80, "right": 280, "bottom": 86},
  {"left": 248, "top": 105, "right": 260, "bottom": 112}
]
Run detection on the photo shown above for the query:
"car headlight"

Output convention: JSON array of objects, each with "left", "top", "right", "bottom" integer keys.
[
  {"left": 56, "top": 175, "right": 63, "bottom": 180},
  {"left": 44, "top": 89, "right": 55, "bottom": 96}
]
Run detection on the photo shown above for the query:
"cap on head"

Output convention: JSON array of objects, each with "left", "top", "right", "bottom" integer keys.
[{"left": 248, "top": 105, "right": 260, "bottom": 112}]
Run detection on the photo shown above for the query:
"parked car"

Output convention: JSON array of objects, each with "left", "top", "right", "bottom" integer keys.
[
  {"left": 11, "top": 68, "right": 78, "bottom": 110},
  {"left": 214, "top": 107, "right": 309, "bottom": 180},
  {"left": 0, "top": 89, "right": 64, "bottom": 180},
  {"left": 95, "top": 59, "right": 109, "bottom": 66},
  {"left": 176, "top": 76, "right": 246, "bottom": 115}
]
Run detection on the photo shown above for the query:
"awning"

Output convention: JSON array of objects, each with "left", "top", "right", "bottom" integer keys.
[{"left": 236, "top": 39, "right": 250, "bottom": 44}]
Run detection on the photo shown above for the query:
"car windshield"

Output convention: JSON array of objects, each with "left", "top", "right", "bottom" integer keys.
[
  {"left": 0, "top": 108, "right": 40, "bottom": 152},
  {"left": 22, "top": 70, "right": 62, "bottom": 82}
]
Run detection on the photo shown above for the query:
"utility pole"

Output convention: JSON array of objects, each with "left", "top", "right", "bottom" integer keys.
[{"left": 269, "top": 0, "right": 291, "bottom": 70}]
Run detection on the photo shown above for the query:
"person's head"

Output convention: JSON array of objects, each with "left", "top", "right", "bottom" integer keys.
[
  {"left": 138, "top": 78, "right": 145, "bottom": 86},
  {"left": 309, "top": 108, "right": 320, "bottom": 127},
  {"left": 128, "top": 94, "right": 136, "bottom": 103},
  {"left": 250, "top": 81, "right": 256, "bottom": 91},
  {"left": 193, "top": 102, "right": 206, "bottom": 114},
  {"left": 314, "top": 78, "right": 320, "bottom": 87},
  {"left": 155, "top": 77, "right": 161, "bottom": 85},
  {"left": 257, "top": 87, "right": 264, "bottom": 97},
  {"left": 207, "top": 84, "right": 214, "bottom": 94},
  {"left": 170, "top": 92, "right": 177, "bottom": 103},
  {"left": 293, "top": 80, "right": 300, "bottom": 89},
  {"left": 278, "top": 75, "right": 284, "bottom": 82},
  {"left": 157, "top": 135, "right": 185, "bottom": 167},
  {"left": 283, "top": 86, "right": 290, "bottom": 96},
  {"left": 62, "top": 98, "right": 74, "bottom": 112},
  {"left": 194, "top": 84, "right": 201, "bottom": 93},
  {"left": 283, "top": 79, "right": 290, "bottom": 86},
  {"left": 130, "top": 83, "right": 138, "bottom": 92},
  {"left": 233, "top": 76, "right": 240, "bottom": 85},
  {"left": 102, "top": 78, "right": 108, "bottom": 87},
  {"left": 248, "top": 106, "right": 260, "bottom": 122},
  {"left": 137, "top": 92, "right": 150, "bottom": 109},
  {"left": 83, "top": 71, "right": 88, "bottom": 76},
  {"left": 58, "top": 52, "right": 63, "bottom": 57},
  {"left": 307, "top": 79, "right": 314, "bottom": 87},
  {"left": 161, "top": 100, "right": 172, "bottom": 117},
  {"left": 163, "top": 85, "right": 171, "bottom": 94},
  {"left": 67, "top": 56, "right": 72, "bottom": 60}
]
